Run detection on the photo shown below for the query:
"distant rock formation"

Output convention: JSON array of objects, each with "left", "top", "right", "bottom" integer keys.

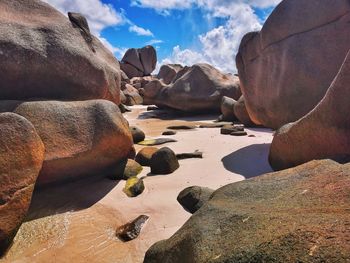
[
  {"left": 236, "top": 0, "right": 350, "bottom": 129},
  {"left": 142, "top": 63, "right": 242, "bottom": 113},
  {"left": 120, "top": 46, "right": 157, "bottom": 78},
  {"left": 145, "top": 160, "right": 350, "bottom": 263},
  {"left": 0, "top": 0, "right": 122, "bottom": 104}
]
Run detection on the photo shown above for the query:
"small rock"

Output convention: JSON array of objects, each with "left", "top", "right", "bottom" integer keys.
[
  {"left": 220, "top": 96, "right": 237, "bottom": 121},
  {"left": 231, "top": 131, "right": 248, "bottom": 136},
  {"left": 123, "top": 177, "right": 145, "bottom": 197},
  {"left": 119, "top": 104, "right": 131, "bottom": 113},
  {"left": 162, "top": 130, "right": 177, "bottom": 136},
  {"left": 147, "top": 105, "right": 159, "bottom": 111},
  {"left": 110, "top": 159, "right": 142, "bottom": 180},
  {"left": 130, "top": 126, "right": 146, "bottom": 143},
  {"left": 135, "top": 147, "right": 158, "bottom": 166},
  {"left": 150, "top": 147, "right": 180, "bottom": 175},
  {"left": 177, "top": 186, "right": 214, "bottom": 213},
  {"left": 198, "top": 123, "right": 227, "bottom": 128},
  {"left": 248, "top": 135, "right": 256, "bottom": 137},
  {"left": 116, "top": 215, "right": 149, "bottom": 242},
  {"left": 220, "top": 125, "right": 244, "bottom": 135},
  {"left": 176, "top": 151, "right": 203, "bottom": 160},
  {"left": 138, "top": 138, "right": 177, "bottom": 146},
  {"left": 167, "top": 125, "right": 196, "bottom": 130}
]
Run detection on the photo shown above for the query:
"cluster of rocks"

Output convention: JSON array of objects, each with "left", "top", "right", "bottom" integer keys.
[
  {"left": 143, "top": 0, "right": 350, "bottom": 262},
  {"left": 0, "top": 0, "right": 136, "bottom": 256}
]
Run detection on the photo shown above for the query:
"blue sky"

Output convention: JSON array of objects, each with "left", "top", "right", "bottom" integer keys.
[{"left": 44, "top": 0, "right": 281, "bottom": 73}]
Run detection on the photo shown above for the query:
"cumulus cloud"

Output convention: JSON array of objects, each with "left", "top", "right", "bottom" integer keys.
[
  {"left": 159, "top": 2, "right": 262, "bottom": 73},
  {"left": 129, "top": 25, "right": 154, "bottom": 36}
]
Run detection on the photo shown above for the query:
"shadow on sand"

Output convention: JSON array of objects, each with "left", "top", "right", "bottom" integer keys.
[
  {"left": 25, "top": 175, "right": 120, "bottom": 222},
  {"left": 221, "top": 143, "right": 273, "bottom": 179}
]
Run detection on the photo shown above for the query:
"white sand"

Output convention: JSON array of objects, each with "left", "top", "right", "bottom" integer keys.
[{"left": 1, "top": 106, "right": 273, "bottom": 263}]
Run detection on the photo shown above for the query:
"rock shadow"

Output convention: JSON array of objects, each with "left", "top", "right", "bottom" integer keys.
[
  {"left": 25, "top": 175, "right": 120, "bottom": 221},
  {"left": 221, "top": 143, "right": 273, "bottom": 179}
]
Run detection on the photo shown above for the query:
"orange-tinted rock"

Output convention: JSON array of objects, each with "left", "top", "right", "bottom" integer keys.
[
  {"left": 0, "top": 0, "right": 121, "bottom": 104},
  {"left": 145, "top": 160, "right": 350, "bottom": 263},
  {"left": 123, "top": 84, "right": 143, "bottom": 106},
  {"left": 0, "top": 100, "right": 133, "bottom": 186},
  {"left": 269, "top": 50, "right": 350, "bottom": 170},
  {"left": 135, "top": 147, "right": 158, "bottom": 166},
  {"left": 236, "top": 0, "right": 350, "bottom": 128},
  {"left": 0, "top": 113, "right": 45, "bottom": 256}
]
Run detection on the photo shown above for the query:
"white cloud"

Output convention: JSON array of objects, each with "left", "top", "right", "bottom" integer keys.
[
  {"left": 146, "top": 39, "right": 164, "bottom": 45},
  {"left": 129, "top": 25, "right": 154, "bottom": 36},
  {"left": 43, "top": 0, "right": 124, "bottom": 35},
  {"left": 159, "top": 2, "right": 262, "bottom": 73}
]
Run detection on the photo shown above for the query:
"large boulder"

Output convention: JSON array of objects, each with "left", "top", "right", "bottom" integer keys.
[
  {"left": 0, "top": 100, "right": 133, "bottom": 186},
  {"left": 144, "top": 160, "right": 350, "bottom": 263},
  {"left": 236, "top": 0, "right": 350, "bottom": 129},
  {"left": 234, "top": 96, "right": 256, "bottom": 127},
  {"left": 269, "top": 50, "right": 350, "bottom": 171},
  {"left": 120, "top": 46, "right": 157, "bottom": 78},
  {"left": 143, "top": 64, "right": 242, "bottom": 112},
  {"left": 157, "top": 64, "right": 183, "bottom": 85},
  {"left": 0, "top": 113, "right": 45, "bottom": 256},
  {"left": 0, "top": 0, "right": 121, "bottom": 104}
]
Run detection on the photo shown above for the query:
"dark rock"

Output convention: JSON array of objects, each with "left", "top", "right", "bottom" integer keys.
[
  {"left": 135, "top": 147, "right": 158, "bottom": 166},
  {"left": 138, "top": 138, "right": 177, "bottom": 146},
  {"left": 119, "top": 104, "right": 131, "bottom": 113},
  {"left": 0, "top": 113, "right": 45, "bottom": 256},
  {"left": 111, "top": 159, "right": 143, "bottom": 180},
  {"left": 167, "top": 125, "right": 196, "bottom": 130},
  {"left": 147, "top": 105, "right": 159, "bottom": 111},
  {"left": 220, "top": 125, "right": 244, "bottom": 135},
  {"left": 176, "top": 152, "right": 203, "bottom": 160},
  {"left": 177, "top": 186, "right": 214, "bottom": 214},
  {"left": 123, "top": 177, "right": 145, "bottom": 197},
  {"left": 162, "top": 130, "right": 177, "bottom": 136},
  {"left": 130, "top": 126, "right": 146, "bottom": 144},
  {"left": 144, "top": 160, "right": 350, "bottom": 263},
  {"left": 150, "top": 147, "right": 180, "bottom": 175},
  {"left": 198, "top": 123, "right": 228, "bottom": 128},
  {"left": 116, "top": 215, "right": 149, "bottom": 242}
]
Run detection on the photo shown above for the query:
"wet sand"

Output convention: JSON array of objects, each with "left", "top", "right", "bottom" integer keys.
[{"left": 1, "top": 106, "right": 273, "bottom": 263}]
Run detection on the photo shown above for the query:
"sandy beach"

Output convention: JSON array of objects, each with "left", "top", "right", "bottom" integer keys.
[{"left": 1, "top": 106, "right": 273, "bottom": 263}]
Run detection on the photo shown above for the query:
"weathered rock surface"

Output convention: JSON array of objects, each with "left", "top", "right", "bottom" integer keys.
[
  {"left": 0, "top": 113, "right": 45, "bottom": 256},
  {"left": 0, "top": 0, "right": 121, "bottom": 103},
  {"left": 177, "top": 186, "right": 214, "bottom": 214},
  {"left": 157, "top": 64, "right": 183, "bottom": 85},
  {"left": 220, "top": 96, "right": 236, "bottom": 122},
  {"left": 269, "top": 50, "right": 350, "bottom": 171},
  {"left": 138, "top": 138, "right": 177, "bottom": 146},
  {"left": 120, "top": 46, "right": 157, "bottom": 78},
  {"left": 135, "top": 147, "right": 158, "bottom": 166},
  {"left": 112, "top": 159, "right": 143, "bottom": 180},
  {"left": 130, "top": 126, "right": 146, "bottom": 144},
  {"left": 123, "top": 84, "right": 143, "bottom": 106},
  {"left": 150, "top": 147, "right": 179, "bottom": 175},
  {"left": 236, "top": 0, "right": 350, "bottom": 128},
  {"left": 116, "top": 215, "right": 149, "bottom": 242},
  {"left": 143, "top": 64, "right": 241, "bottom": 112},
  {"left": 234, "top": 96, "right": 256, "bottom": 127},
  {"left": 144, "top": 160, "right": 350, "bottom": 263},
  {"left": 123, "top": 177, "right": 145, "bottom": 198},
  {"left": 0, "top": 100, "right": 133, "bottom": 186}
]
